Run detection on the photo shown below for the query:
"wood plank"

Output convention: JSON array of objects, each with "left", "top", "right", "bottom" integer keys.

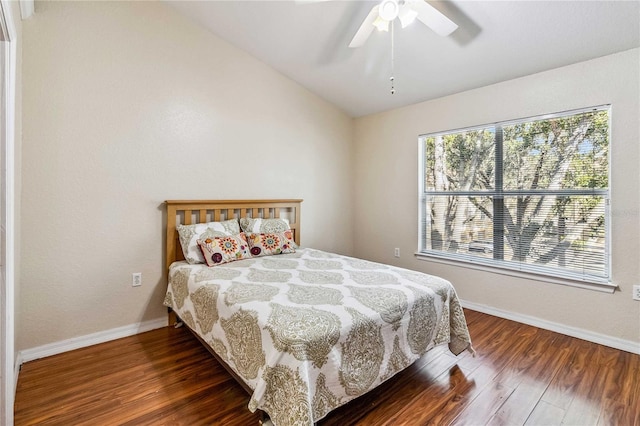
[
  {"left": 540, "top": 338, "right": 599, "bottom": 410},
  {"left": 524, "top": 400, "right": 565, "bottom": 426},
  {"left": 488, "top": 350, "right": 573, "bottom": 425},
  {"left": 385, "top": 319, "right": 536, "bottom": 425},
  {"left": 453, "top": 330, "right": 559, "bottom": 425},
  {"left": 586, "top": 345, "right": 631, "bottom": 424}
]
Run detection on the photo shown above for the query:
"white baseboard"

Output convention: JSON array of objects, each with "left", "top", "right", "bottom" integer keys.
[
  {"left": 18, "top": 317, "right": 167, "bottom": 364},
  {"left": 461, "top": 300, "right": 640, "bottom": 355}
]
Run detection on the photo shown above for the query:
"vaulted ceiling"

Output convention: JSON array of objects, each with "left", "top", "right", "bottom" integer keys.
[{"left": 167, "top": 1, "right": 640, "bottom": 117}]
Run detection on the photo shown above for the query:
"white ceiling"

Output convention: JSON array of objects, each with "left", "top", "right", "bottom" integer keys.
[{"left": 167, "top": 1, "right": 640, "bottom": 117}]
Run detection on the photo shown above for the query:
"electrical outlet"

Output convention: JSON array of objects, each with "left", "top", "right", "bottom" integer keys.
[
  {"left": 633, "top": 285, "right": 640, "bottom": 301},
  {"left": 132, "top": 272, "right": 142, "bottom": 287},
  {"left": 394, "top": 248, "right": 400, "bottom": 258}
]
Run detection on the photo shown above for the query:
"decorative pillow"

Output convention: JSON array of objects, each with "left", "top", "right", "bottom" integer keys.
[
  {"left": 239, "top": 217, "right": 291, "bottom": 234},
  {"left": 197, "top": 233, "right": 252, "bottom": 267},
  {"left": 247, "top": 231, "right": 296, "bottom": 257},
  {"left": 177, "top": 219, "right": 240, "bottom": 264}
]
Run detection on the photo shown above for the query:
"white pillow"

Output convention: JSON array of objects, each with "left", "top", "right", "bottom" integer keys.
[
  {"left": 239, "top": 217, "right": 290, "bottom": 234},
  {"left": 176, "top": 219, "right": 240, "bottom": 264}
]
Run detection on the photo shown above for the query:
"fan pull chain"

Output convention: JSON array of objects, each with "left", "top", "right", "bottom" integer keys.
[{"left": 390, "top": 20, "right": 395, "bottom": 95}]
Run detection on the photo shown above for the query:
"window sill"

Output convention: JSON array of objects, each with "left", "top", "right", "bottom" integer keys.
[{"left": 414, "top": 251, "right": 616, "bottom": 294}]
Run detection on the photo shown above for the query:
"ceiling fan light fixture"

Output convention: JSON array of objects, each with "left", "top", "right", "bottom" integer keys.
[
  {"left": 348, "top": 0, "right": 457, "bottom": 50},
  {"left": 373, "top": 16, "right": 390, "bottom": 32},
  {"left": 398, "top": 5, "right": 418, "bottom": 28},
  {"left": 378, "top": 0, "right": 400, "bottom": 21}
]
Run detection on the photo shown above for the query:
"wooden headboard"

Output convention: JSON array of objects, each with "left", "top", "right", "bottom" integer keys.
[{"left": 165, "top": 199, "right": 302, "bottom": 271}]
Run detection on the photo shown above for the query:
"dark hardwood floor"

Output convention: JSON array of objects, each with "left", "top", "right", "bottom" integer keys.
[{"left": 14, "top": 310, "right": 640, "bottom": 425}]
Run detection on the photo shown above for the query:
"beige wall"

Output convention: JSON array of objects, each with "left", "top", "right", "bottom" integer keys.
[
  {"left": 353, "top": 48, "right": 640, "bottom": 345},
  {"left": 19, "top": 1, "right": 353, "bottom": 350}
]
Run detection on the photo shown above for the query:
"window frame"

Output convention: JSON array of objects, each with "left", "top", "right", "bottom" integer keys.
[{"left": 417, "top": 105, "right": 615, "bottom": 293}]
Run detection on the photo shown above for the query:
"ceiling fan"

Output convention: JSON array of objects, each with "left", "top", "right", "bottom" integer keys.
[{"left": 349, "top": 0, "right": 458, "bottom": 48}]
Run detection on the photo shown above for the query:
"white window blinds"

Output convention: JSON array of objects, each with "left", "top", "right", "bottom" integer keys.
[{"left": 419, "top": 106, "right": 610, "bottom": 285}]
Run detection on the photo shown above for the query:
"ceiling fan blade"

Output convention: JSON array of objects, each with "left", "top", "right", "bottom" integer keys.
[
  {"left": 410, "top": 0, "right": 458, "bottom": 37},
  {"left": 349, "top": 5, "right": 380, "bottom": 48}
]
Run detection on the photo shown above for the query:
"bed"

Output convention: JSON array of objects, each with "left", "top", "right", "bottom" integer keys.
[{"left": 163, "top": 199, "right": 472, "bottom": 425}]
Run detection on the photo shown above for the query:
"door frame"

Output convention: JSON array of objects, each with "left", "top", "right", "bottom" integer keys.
[{"left": 0, "top": 0, "right": 16, "bottom": 424}]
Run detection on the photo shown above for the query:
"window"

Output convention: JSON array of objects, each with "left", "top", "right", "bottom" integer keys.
[{"left": 418, "top": 106, "right": 610, "bottom": 286}]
